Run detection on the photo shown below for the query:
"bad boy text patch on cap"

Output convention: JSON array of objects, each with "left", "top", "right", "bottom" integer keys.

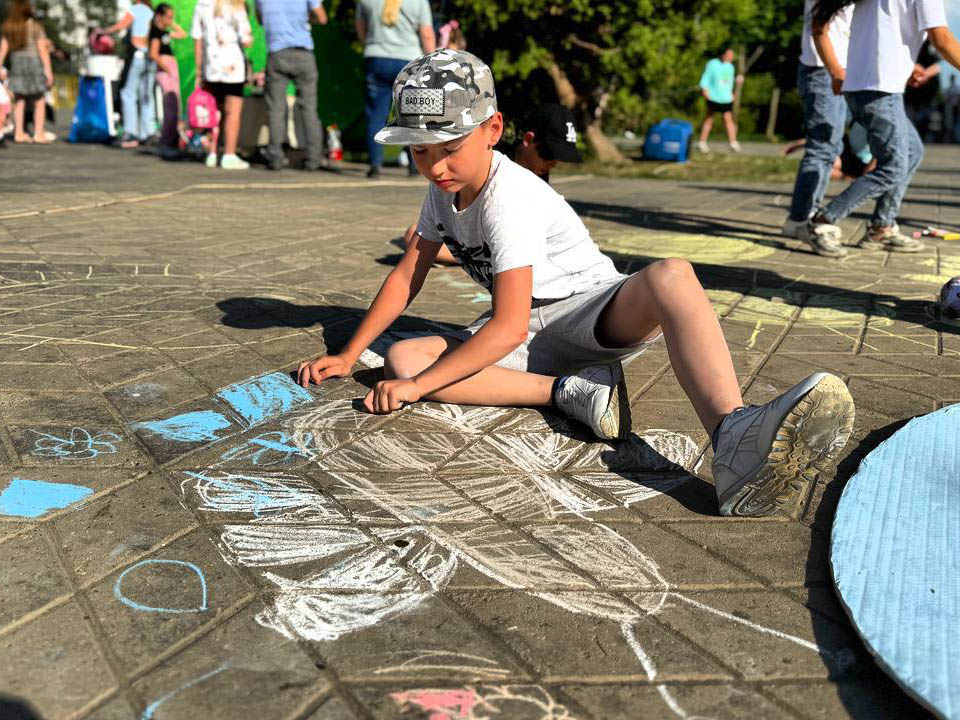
[{"left": 400, "top": 88, "right": 445, "bottom": 116}]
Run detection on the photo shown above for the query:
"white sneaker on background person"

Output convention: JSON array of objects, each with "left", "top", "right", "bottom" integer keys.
[
  {"left": 697, "top": 140, "right": 710, "bottom": 153},
  {"left": 204, "top": 152, "right": 218, "bottom": 168},
  {"left": 220, "top": 154, "right": 250, "bottom": 170}
]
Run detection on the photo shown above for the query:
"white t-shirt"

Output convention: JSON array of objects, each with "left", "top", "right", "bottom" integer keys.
[
  {"left": 416, "top": 152, "right": 621, "bottom": 300},
  {"left": 190, "top": 0, "right": 252, "bottom": 84},
  {"left": 844, "top": 0, "right": 948, "bottom": 93},
  {"left": 800, "top": 0, "right": 853, "bottom": 68}
]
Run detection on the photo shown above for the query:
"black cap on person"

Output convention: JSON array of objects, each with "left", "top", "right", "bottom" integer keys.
[{"left": 522, "top": 103, "right": 583, "bottom": 163}]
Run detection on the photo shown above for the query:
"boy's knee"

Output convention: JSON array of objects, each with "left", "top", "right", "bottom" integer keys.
[
  {"left": 646, "top": 257, "right": 696, "bottom": 288},
  {"left": 384, "top": 340, "right": 435, "bottom": 380}
]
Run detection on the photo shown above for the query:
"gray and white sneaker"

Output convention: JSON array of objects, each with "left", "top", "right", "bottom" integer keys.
[
  {"left": 857, "top": 223, "right": 924, "bottom": 253},
  {"left": 713, "top": 373, "right": 855, "bottom": 517},
  {"left": 797, "top": 221, "right": 848, "bottom": 258},
  {"left": 554, "top": 362, "right": 631, "bottom": 441}
]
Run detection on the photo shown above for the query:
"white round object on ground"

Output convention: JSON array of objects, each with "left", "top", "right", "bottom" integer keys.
[{"left": 940, "top": 276, "right": 960, "bottom": 318}]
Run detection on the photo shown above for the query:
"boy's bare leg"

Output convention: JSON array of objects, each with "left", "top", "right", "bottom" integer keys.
[
  {"left": 596, "top": 258, "right": 742, "bottom": 434},
  {"left": 385, "top": 335, "right": 553, "bottom": 406}
]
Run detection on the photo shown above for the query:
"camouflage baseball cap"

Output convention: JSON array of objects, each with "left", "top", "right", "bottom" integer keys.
[{"left": 374, "top": 49, "right": 498, "bottom": 146}]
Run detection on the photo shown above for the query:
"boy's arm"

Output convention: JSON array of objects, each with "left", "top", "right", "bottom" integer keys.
[
  {"left": 297, "top": 237, "right": 440, "bottom": 387},
  {"left": 812, "top": 20, "right": 845, "bottom": 94},
  {"left": 170, "top": 22, "right": 188, "bottom": 39},
  {"left": 928, "top": 26, "right": 960, "bottom": 71},
  {"left": 149, "top": 36, "right": 162, "bottom": 64},
  {"left": 364, "top": 265, "right": 532, "bottom": 414}
]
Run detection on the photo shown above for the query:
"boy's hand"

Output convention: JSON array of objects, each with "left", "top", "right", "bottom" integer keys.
[
  {"left": 364, "top": 378, "right": 422, "bottom": 414},
  {"left": 297, "top": 354, "right": 353, "bottom": 387}
]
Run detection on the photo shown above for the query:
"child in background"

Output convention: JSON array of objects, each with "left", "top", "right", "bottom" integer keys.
[
  {"left": 812, "top": 0, "right": 960, "bottom": 251},
  {"left": 191, "top": 0, "right": 253, "bottom": 169},
  {"left": 149, "top": 3, "right": 186, "bottom": 159},
  {"left": 0, "top": 0, "right": 54, "bottom": 144},
  {"left": 298, "top": 50, "right": 857, "bottom": 518},
  {"left": 101, "top": 0, "right": 155, "bottom": 148}
]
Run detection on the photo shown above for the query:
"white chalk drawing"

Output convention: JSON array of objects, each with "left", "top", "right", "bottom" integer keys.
[
  {"left": 176, "top": 341, "right": 852, "bottom": 720},
  {"left": 367, "top": 650, "right": 513, "bottom": 680}
]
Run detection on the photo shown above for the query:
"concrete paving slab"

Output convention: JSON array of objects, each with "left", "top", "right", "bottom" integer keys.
[{"left": 2, "top": 137, "right": 958, "bottom": 718}]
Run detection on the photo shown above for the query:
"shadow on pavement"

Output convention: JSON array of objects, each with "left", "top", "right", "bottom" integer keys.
[{"left": 0, "top": 696, "right": 44, "bottom": 720}]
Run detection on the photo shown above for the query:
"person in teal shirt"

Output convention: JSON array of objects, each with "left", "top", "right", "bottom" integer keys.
[{"left": 697, "top": 48, "right": 742, "bottom": 153}]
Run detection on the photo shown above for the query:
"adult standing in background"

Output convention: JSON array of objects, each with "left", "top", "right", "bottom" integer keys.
[
  {"left": 102, "top": 0, "right": 155, "bottom": 148},
  {"left": 192, "top": 0, "right": 253, "bottom": 169},
  {"left": 0, "top": 0, "right": 54, "bottom": 144},
  {"left": 356, "top": 0, "right": 435, "bottom": 178},
  {"left": 782, "top": 0, "right": 853, "bottom": 257},
  {"left": 696, "top": 48, "right": 742, "bottom": 154},
  {"left": 257, "top": 0, "right": 328, "bottom": 171}
]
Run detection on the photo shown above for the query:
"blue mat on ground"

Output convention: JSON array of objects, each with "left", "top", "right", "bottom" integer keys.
[{"left": 831, "top": 404, "right": 960, "bottom": 719}]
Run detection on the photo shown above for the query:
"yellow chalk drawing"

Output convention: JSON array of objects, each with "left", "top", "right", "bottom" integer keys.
[
  {"left": 595, "top": 233, "right": 778, "bottom": 264},
  {"left": 706, "top": 288, "right": 893, "bottom": 329},
  {"left": 906, "top": 255, "right": 960, "bottom": 286}
]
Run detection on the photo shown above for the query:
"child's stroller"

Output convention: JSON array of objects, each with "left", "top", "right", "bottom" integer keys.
[{"left": 180, "top": 88, "right": 219, "bottom": 162}]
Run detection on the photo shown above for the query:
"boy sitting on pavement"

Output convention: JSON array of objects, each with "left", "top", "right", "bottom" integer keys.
[{"left": 298, "top": 50, "right": 856, "bottom": 517}]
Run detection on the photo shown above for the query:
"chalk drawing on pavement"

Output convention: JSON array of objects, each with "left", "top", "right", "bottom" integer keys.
[
  {"left": 30, "top": 428, "right": 121, "bottom": 459},
  {"left": 0, "top": 477, "right": 94, "bottom": 517},
  {"left": 114, "top": 559, "right": 209, "bottom": 614}
]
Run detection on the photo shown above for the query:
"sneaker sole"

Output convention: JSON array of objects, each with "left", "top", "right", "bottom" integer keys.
[
  {"left": 719, "top": 374, "right": 855, "bottom": 517},
  {"left": 597, "top": 362, "right": 632, "bottom": 441}
]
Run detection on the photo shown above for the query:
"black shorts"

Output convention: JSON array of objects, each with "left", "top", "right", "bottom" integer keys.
[
  {"left": 707, "top": 100, "right": 733, "bottom": 113},
  {"left": 203, "top": 81, "right": 245, "bottom": 103}
]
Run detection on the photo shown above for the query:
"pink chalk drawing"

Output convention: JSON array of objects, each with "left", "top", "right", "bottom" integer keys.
[
  {"left": 389, "top": 688, "right": 480, "bottom": 720},
  {"left": 389, "top": 685, "right": 576, "bottom": 720}
]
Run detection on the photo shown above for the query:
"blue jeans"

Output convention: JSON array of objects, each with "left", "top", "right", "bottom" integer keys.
[
  {"left": 822, "top": 91, "right": 924, "bottom": 227},
  {"left": 364, "top": 56, "right": 408, "bottom": 168},
  {"left": 120, "top": 51, "right": 156, "bottom": 140},
  {"left": 788, "top": 64, "right": 848, "bottom": 222}
]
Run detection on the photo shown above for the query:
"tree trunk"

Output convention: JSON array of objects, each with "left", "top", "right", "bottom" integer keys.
[
  {"left": 545, "top": 58, "right": 626, "bottom": 164},
  {"left": 765, "top": 86, "right": 781, "bottom": 141}
]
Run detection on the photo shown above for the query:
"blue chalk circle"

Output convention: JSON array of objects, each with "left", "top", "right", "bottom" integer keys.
[
  {"left": 114, "top": 559, "right": 209, "bottom": 614},
  {"left": 141, "top": 664, "right": 228, "bottom": 720},
  {"left": 135, "top": 411, "right": 233, "bottom": 443},
  {"left": 0, "top": 477, "right": 94, "bottom": 518},
  {"left": 216, "top": 372, "right": 314, "bottom": 428}
]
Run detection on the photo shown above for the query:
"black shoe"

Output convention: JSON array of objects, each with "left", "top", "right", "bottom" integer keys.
[{"left": 367, "top": 166, "right": 381, "bottom": 179}]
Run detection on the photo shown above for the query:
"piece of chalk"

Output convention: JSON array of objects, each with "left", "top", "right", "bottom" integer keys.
[
  {"left": 913, "top": 231, "right": 923, "bottom": 239},
  {"left": 944, "top": 233, "right": 960, "bottom": 241}
]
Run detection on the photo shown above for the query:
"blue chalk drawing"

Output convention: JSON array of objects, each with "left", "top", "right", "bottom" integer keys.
[
  {"left": 832, "top": 404, "right": 960, "bottom": 719},
  {"left": 0, "top": 477, "right": 94, "bottom": 518},
  {"left": 135, "top": 410, "right": 233, "bottom": 443},
  {"left": 114, "top": 559, "right": 209, "bottom": 614},
  {"left": 218, "top": 431, "right": 313, "bottom": 466},
  {"left": 216, "top": 372, "right": 314, "bottom": 428},
  {"left": 141, "top": 664, "right": 228, "bottom": 720},
  {"left": 31, "top": 428, "right": 121, "bottom": 459}
]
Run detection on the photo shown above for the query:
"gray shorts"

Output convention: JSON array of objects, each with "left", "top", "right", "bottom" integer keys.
[{"left": 456, "top": 275, "right": 660, "bottom": 376}]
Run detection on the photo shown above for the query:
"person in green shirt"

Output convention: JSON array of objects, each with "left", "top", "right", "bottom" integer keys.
[{"left": 697, "top": 48, "right": 742, "bottom": 153}]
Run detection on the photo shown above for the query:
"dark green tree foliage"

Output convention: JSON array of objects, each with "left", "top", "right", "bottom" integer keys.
[{"left": 450, "top": 0, "right": 802, "bottom": 159}]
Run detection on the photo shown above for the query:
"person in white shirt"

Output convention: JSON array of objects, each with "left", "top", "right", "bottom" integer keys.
[
  {"left": 810, "top": 0, "right": 960, "bottom": 252},
  {"left": 783, "top": 1, "right": 853, "bottom": 258}
]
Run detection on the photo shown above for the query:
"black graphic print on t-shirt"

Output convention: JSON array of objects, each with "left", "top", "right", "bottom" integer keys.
[{"left": 437, "top": 222, "right": 494, "bottom": 288}]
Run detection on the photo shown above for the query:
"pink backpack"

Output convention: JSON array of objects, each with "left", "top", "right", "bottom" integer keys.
[{"left": 187, "top": 88, "right": 219, "bottom": 130}]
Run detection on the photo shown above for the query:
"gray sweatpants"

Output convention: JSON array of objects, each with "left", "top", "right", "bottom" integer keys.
[{"left": 265, "top": 48, "right": 323, "bottom": 169}]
